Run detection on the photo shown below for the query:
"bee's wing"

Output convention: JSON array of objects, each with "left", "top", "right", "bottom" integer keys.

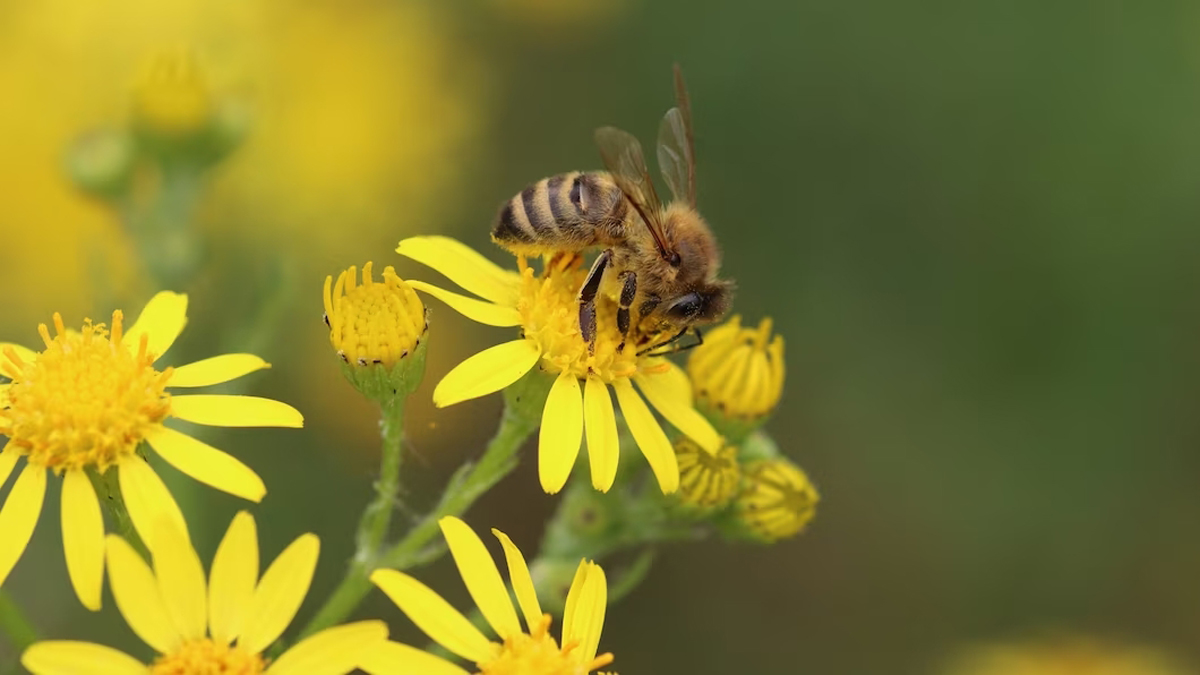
[
  {"left": 657, "top": 64, "right": 696, "bottom": 206},
  {"left": 594, "top": 125, "right": 673, "bottom": 259}
]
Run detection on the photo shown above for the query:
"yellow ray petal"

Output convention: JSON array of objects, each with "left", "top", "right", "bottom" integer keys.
[
  {"left": 239, "top": 533, "right": 319, "bottom": 654},
  {"left": 117, "top": 456, "right": 190, "bottom": 551},
  {"left": 369, "top": 569, "right": 495, "bottom": 663},
  {"left": 151, "top": 519, "right": 207, "bottom": 642},
  {"left": 0, "top": 342, "right": 36, "bottom": 379},
  {"left": 612, "top": 379, "right": 679, "bottom": 493},
  {"left": 0, "top": 383, "right": 10, "bottom": 406},
  {"left": 583, "top": 377, "right": 619, "bottom": 492},
  {"left": 61, "top": 470, "right": 104, "bottom": 611},
  {"left": 492, "top": 529, "right": 542, "bottom": 632},
  {"left": 562, "top": 562, "right": 607, "bottom": 666},
  {"left": 122, "top": 291, "right": 189, "bottom": 361},
  {"left": 357, "top": 640, "right": 471, "bottom": 675},
  {"left": 635, "top": 372, "right": 721, "bottom": 453},
  {"left": 265, "top": 620, "right": 388, "bottom": 675},
  {"left": 106, "top": 535, "right": 178, "bottom": 653},
  {"left": 21, "top": 641, "right": 146, "bottom": 675},
  {"left": 538, "top": 373, "right": 583, "bottom": 494},
  {"left": 168, "top": 354, "right": 270, "bottom": 388},
  {"left": 396, "top": 236, "right": 518, "bottom": 306},
  {"left": 439, "top": 517, "right": 521, "bottom": 640},
  {"left": 0, "top": 464, "right": 45, "bottom": 588},
  {"left": 0, "top": 445, "right": 20, "bottom": 488},
  {"left": 407, "top": 280, "right": 521, "bottom": 327},
  {"left": 170, "top": 395, "right": 304, "bottom": 428},
  {"left": 209, "top": 512, "right": 258, "bottom": 645},
  {"left": 145, "top": 426, "right": 266, "bottom": 502},
  {"left": 432, "top": 340, "right": 540, "bottom": 408},
  {"left": 648, "top": 358, "right": 693, "bottom": 406}
]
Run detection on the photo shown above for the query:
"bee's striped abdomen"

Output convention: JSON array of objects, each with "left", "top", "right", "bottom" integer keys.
[{"left": 492, "top": 172, "right": 626, "bottom": 253}]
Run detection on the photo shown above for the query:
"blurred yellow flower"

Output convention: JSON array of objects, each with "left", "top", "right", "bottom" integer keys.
[
  {"left": 0, "top": 291, "right": 302, "bottom": 610},
  {"left": 21, "top": 512, "right": 388, "bottom": 675},
  {"left": 363, "top": 516, "right": 614, "bottom": 675},
  {"left": 941, "top": 636, "right": 1196, "bottom": 675},
  {"left": 396, "top": 236, "right": 721, "bottom": 495}
]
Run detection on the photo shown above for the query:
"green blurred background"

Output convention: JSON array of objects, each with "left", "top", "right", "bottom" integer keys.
[{"left": 2, "top": 0, "right": 1200, "bottom": 673}]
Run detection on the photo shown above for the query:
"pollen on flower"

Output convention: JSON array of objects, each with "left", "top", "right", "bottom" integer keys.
[
  {"left": 150, "top": 638, "right": 265, "bottom": 675},
  {"left": 324, "top": 262, "right": 426, "bottom": 368},
  {"left": 687, "top": 315, "right": 785, "bottom": 420},
  {"left": 0, "top": 311, "right": 172, "bottom": 474},
  {"left": 674, "top": 437, "right": 741, "bottom": 509},
  {"left": 478, "top": 614, "right": 615, "bottom": 675},
  {"left": 516, "top": 255, "right": 644, "bottom": 383},
  {"left": 736, "top": 457, "right": 819, "bottom": 542}
]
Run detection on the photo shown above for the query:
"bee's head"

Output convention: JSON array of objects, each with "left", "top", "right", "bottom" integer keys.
[{"left": 664, "top": 278, "right": 734, "bottom": 325}]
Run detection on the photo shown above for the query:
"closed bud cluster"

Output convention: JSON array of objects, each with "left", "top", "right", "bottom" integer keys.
[
  {"left": 688, "top": 315, "right": 785, "bottom": 443},
  {"left": 324, "top": 262, "right": 428, "bottom": 402}
]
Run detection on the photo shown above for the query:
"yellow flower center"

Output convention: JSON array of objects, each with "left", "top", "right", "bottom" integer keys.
[
  {"left": 0, "top": 311, "right": 172, "bottom": 473},
  {"left": 737, "top": 458, "right": 819, "bottom": 542},
  {"left": 674, "top": 437, "right": 741, "bottom": 508},
  {"left": 150, "top": 638, "right": 265, "bottom": 675},
  {"left": 325, "top": 262, "right": 427, "bottom": 367},
  {"left": 478, "top": 615, "right": 615, "bottom": 675},
  {"left": 517, "top": 255, "right": 657, "bottom": 384}
]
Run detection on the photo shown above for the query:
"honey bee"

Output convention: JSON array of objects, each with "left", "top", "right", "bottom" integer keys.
[{"left": 491, "top": 65, "right": 732, "bottom": 353}]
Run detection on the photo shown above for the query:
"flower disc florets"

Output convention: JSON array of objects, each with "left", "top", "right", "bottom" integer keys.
[
  {"left": 688, "top": 315, "right": 785, "bottom": 440},
  {"left": 736, "top": 457, "right": 819, "bottom": 543},
  {"left": 479, "top": 614, "right": 614, "bottom": 675},
  {"left": 150, "top": 638, "right": 265, "bottom": 675},
  {"left": 674, "top": 437, "right": 741, "bottom": 510},
  {"left": 1, "top": 311, "right": 171, "bottom": 473}
]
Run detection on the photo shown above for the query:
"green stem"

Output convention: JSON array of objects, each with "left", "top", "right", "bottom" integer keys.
[
  {"left": 356, "top": 396, "right": 406, "bottom": 568},
  {"left": 0, "top": 588, "right": 37, "bottom": 655},
  {"left": 298, "top": 402, "right": 537, "bottom": 638},
  {"left": 87, "top": 466, "right": 150, "bottom": 561}
]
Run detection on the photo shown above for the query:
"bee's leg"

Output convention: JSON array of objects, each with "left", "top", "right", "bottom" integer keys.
[
  {"left": 577, "top": 249, "right": 611, "bottom": 347},
  {"left": 615, "top": 270, "right": 638, "bottom": 351}
]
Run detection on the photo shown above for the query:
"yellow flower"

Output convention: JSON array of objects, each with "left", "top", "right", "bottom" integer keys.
[
  {"left": 941, "top": 636, "right": 1195, "bottom": 675},
  {"left": 395, "top": 235, "right": 721, "bottom": 494},
  {"left": 362, "top": 516, "right": 613, "bottom": 675},
  {"left": 0, "top": 291, "right": 302, "bottom": 610},
  {"left": 736, "top": 457, "right": 819, "bottom": 542},
  {"left": 323, "top": 262, "right": 427, "bottom": 368},
  {"left": 131, "top": 47, "right": 213, "bottom": 139},
  {"left": 688, "top": 315, "right": 785, "bottom": 421},
  {"left": 21, "top": 512, "right": 388, "bottom": 675},
  {"left": 673, "top": 437, "right": 741, "bottom": 509}
]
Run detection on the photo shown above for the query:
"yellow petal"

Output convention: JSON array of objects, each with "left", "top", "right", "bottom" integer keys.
[
  {"left": 492, "top": 529, "right": 542, "bottom": 632},
  {"left": 649, "top": 358, "right": 693, "bottom": 406},
  {"left": 0, "top": 464, "right": 45, "bottom": 588},
  {"left": 145, "top": 426, "right": 266, "bottom": 502},
  {"left": 0, "top": 445, "right": 20, "bottom": 488},
  {"left": 407, "top": 280, "right": 521, "bottom": 327},
  {"left": 239, "top": 533, "right": 319, "bottom": 654},
  {"left": 432, "top": 340, "right": 540, "bottom": 408},
  {"left": 0, "top": 342, "right": 36, "bottom": 378},
  {"left": 209, "top": 512, "right": 258, "bottom": 645},
  {"left": 61, "top": 470, "right": 104, "bottom": 611},
  {"left": 265, "top": 620, "right": 388, "bottom": 675},
  {"left": 0, "top": 383, "right": 10, "bottom": 406},
  {"left": 106, "top": 535, "right": 179, "bottom": 653},
  {"left": 357, "top": 640, "right": 471, "bottom": 675},
  {"left": 151, "top": 518, "right": 207, "bottom": 642},
  {"left": 117, "top": 456, "right": 190, "bottom": 550},
  {"left": 583, "top": 378, "right": 619, "bottom": 493},
  {"left": 612, "top": 379, "right": 679, "bottom": 493},
  {"left": 635, "top": 372, "right": 721, "bottom": 453},
  {"left": 538, "top": 373, "right": 583, "bottom": 494},
  {"left": 396, "top": 236, "right": 518, "bottom": 306},
  {"left": 168, "top": 354, "right": 270, "bottom": 388},
  {"left": 369, "top": 569, "right": 494, "bottom": 663},
  {"left": 170, "top": 395, "right": 304, "bottom": 428},
  {"left": 21, "top": 641, "right": 146, "bottom": 675},
  {"left": 562, "top": 561, "right": 607, "bottom": 666},
  {"left": 439, "top": 517, "right": 521, "bottom": 640},
  {"left": 122, "top": 291, "right": 189, "bottom": 361}
]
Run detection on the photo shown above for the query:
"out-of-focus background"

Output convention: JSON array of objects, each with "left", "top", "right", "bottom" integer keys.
[{"left": 3, "top": 1, "right": 1200, "bottom": 673}]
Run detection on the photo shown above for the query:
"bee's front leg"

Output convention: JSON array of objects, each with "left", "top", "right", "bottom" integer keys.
[
  {"left": 616, "top": 270, "right": 637, "bottom": 351},
  {"left": 577, "top": 249, "right": 611, "bottom": 348}
]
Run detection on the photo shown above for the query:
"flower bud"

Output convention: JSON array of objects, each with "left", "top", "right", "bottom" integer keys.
[
  {"left": 131, "top": 48, "right": 213, "bottom": 142},
  {"left": 324, "top": 262, "right": 428, "bottom": 402},
  {"left": 66, "top": 129, "right": 137, "bottom": 200},
  {"left": 688, "top": 315, "right": 784, "bottom": 443},
  {"left": 732, "top": 457, "right": 818, "bottom": 543},
  {"left": 672, "top": 436, "right": 740, "bottom": 512}
]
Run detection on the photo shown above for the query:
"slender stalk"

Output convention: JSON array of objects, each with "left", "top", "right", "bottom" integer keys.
[
  {"left": 86, "top": 466, "right": 150, "bottom": 561},
  {"left": 0, "top": 589, "right": 37, "bottom": 655},
  {"left": 356, "top": 396, "right": 406, "bottom": 561},
  {"left": 298, "top": 403, "right": 537, "bottom": 638}
]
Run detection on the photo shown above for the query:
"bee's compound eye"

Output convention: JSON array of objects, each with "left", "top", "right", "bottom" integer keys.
[
  {"left": 666, "top": 292, "right": 703, "bottom": 318},
  {"left": 668, "top": 251, "right": 682, "bottom": 267}
]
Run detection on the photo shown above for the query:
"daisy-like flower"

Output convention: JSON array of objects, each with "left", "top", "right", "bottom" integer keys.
[
  {"left": 22, "top": 512, "right": 388, "bottom": 675},
  {"left": 0, "top": 291, "right": 303, "bottom": 610},
  {"left": 362, "top": 516, "right": 613, "bottom": 675},
  {"left": 395, "top": 235, "right": 720, "bottom": 494}
]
